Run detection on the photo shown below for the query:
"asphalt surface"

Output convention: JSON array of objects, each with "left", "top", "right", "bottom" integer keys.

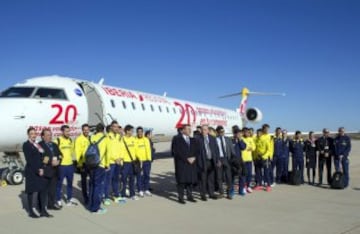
[{"left": 0, "top": 141, "right": 359, "bottom": 234}]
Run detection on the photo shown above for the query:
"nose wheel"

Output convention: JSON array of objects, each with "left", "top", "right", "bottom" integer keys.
[{"left": 1, "top": 152, "right": 25, "bottom": 186}]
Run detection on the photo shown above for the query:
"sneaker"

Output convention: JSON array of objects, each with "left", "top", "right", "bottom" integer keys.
[
  {"left": 139, "top": 191, "right": 144, "bottom": 197},
  {"left": 246, "top": 187, "right": 253, "bottom": 193},
  {"left": 56, "top": 200, "right": 63, "bottom": 207},
  {"left": 94, "top": 208, "right": 107, "bottom": 215},
  {"left": 103, "top": 198, "right": 111, "bottom": 206},
  {"left": 66, "top": 198, "right": 78, "bottom": 206},
  {"left": 239, "top": 188, "right": 246, "bottom": 196},
  {"left": 131, "top": 196, "right": 139, "bottom": 201},
  {"left": 270, "top": 183, "right": 276, "bottom": 188},
  {"left": 253, "top": 186, "right": 263, "bottom": 191},
  {"left": 114, "top": 197, "right": 127, "bottom": 204},
  {"left": 266, "top": 186, "right": 272, "bottom": 192},
  {"left": 145, "top": 190, "right": 152, "bottom": 197}
]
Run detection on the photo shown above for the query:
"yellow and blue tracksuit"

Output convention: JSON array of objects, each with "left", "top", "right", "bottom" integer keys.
[
  {"left": 120, "top": 136, "right": 138, "bottom": 197},
  {"left": 242, "top": 137, "right": 256, "bottom": 187},
  {"left": 74, "top": 134, "right": 91, "bottom": 204},
  {"left": 334, "top": 135, "right": 351, "bottom": 187},
  {"left": 135, "top": 137, "right": 152, "bottom": 192},
  {"left": 55, "top": 136, "right": 75, "bottom": 202},
  {"left": 88, "top": 132, "right": 108, "bottom": 212},
  {"left": 255, "top": 134, "right": 272, "bottom": 187},
  {"left": 104, "top": 132, "right": 122, "bottom": 199},
  {"left": 290, "top": 138, "right": 305, "bottom": 183}
]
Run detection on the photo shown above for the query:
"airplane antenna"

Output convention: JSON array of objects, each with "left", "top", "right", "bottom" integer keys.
[
  {"left": 98, "top": 77, "right": 105, "bottom": 85},
  {"left": 163, "top": 92, "right": 167, "bottom": 97}
]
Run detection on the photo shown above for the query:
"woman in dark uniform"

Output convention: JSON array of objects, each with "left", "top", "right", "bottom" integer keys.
[
  {"left": 305, "top": 131, "right": 317, "bottom": 185},
  {"left": 23, "top": 127, "right": 53, "bottom": 218}
]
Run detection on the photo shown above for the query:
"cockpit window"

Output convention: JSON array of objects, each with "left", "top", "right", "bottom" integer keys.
[
  {"left": 34, "top": 88, "right": 67, "bottom": 100},
  {"left": 0, "top": 87, "right": 34, "bottom": 98}
]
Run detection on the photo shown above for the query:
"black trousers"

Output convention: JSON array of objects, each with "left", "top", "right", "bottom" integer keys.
[
  {"left": 318, "top": 156, "right": 332, "bottom": 185},
  {"left": 47, "top": 176, "right": 57, "bottom": 207},
  {"left": 199, "top": 160, "right": 216, "bottom": 197},
  {"left": 28, "top": 188, "right": 47, "bottom": 215},
  {"left": 217, "top": 158, "right": 232, "bottom": 194},
  {"left": 177, "top": 184, "right": 193, "bottom": 200}
]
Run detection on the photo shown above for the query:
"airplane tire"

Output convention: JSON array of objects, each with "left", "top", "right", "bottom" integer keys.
[
  {"left": 8, "top": 169, "right": 24, "bottom": 185},
  {"left": 1, "top": 168, "right": 10, "bottom": 181}
]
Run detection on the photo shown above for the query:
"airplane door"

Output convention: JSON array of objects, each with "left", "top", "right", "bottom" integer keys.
[{"left": 78, "top": 82, "right": 106, "bottom": 126}]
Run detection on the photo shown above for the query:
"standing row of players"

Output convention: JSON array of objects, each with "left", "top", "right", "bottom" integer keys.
[
  {"left": 172, "top": 124, "right": 351, "bottom": 204},
  {"left": 23, "top": 121, "right": 155, "bottom": 217}
]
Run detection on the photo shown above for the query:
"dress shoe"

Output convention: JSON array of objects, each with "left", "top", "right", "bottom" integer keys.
[
  {"left": 40, "top": 212, "right": 54, "bottom": 218},
  {"left": 226, "top": 195, "right": 233, "bottom": 200},
  {"left": 48, "top": 206, "right": 61, "bottom": 211},
  {"left": 201, "top": 195, "right": 207, "bottom": 201},
  {"left": 187, "top": 197, "right": 197, "bottom": 203},
  {"left": 218, "top": 194, "right": 224, "bottom": 199},
  {"left": 29, "top": 213, "right": 39, "bottom": 219},
  {"left": 209, "top": 195, "right": 218, "bottom": 200},
  {"left": 178, "top": 199, "right": 186, "bottom": 205}
]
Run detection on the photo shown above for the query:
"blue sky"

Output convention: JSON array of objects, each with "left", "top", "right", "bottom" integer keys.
[{"left": 0, "top": 0, "right": 359, "bottom": 132}]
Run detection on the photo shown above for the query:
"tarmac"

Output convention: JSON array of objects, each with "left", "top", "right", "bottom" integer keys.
[{"left": 0, "top": 141, "right": 359, "bottom": 234}]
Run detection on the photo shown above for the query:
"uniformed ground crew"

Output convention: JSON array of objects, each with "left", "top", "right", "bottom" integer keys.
[
  {"left": 74, "top": 124, "right": 91, "bottom": 205},
  {"left": 273, "top": 127, "right": 283, "bottom": 184},
  {"left": 55, "top": 125, "right": 77, "bottom": 206},
  {"left": 304, "top": 131, "right": 317, "bottom": 185},
  {"left": 255, "top": 128, "right": 272, "bottom": 192},
  {"left": 334, "top": 127, "right": 351, "bottom": 188},
  {"left": 88, "top": 123, "right": 109, "bottom": 214},
  {"left": 281, "top": 130, "right": 290, "bottom": 183},
  {"left": 120, "top": 125, "right": 139, "bottom": 200},
  {"left": 316, "top": 128, "right": 334, "bottom": 186},
  {"left": 104, "top": 121, "right": 123, "bottom": 205},
  {"left": 242, "top": 128, "right": 256, "bottom": 193},
  {"left": 135, "top": 126, "right": 152, "bottom": 197},
  {"left": 290, "top": 131, "right": 305, "bottom": 184}
]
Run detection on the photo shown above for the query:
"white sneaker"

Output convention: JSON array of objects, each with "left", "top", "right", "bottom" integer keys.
[
  {"left": 145, "top": 190, "right": 152, "bottom": 197},
  {"left": 246, "top": 187, "right": 253, "bottom": 193},
  {"left": 66, "top": 198, "right": 78, "bottom": 206},
  {"left": 271, "top": 183, "right": 276, "bottom": 188},
  {"left": 131, "top": 196, "right": 139, "bottom": 201},
  {"left": 139, "top": 191, "right": 144, "bottom": 197},
  {"left": 57, "top": 200, "right": 63, "bottom": 207}
]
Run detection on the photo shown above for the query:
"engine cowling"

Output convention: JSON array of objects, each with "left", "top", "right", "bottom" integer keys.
[{"left": 245, "top": 108, "right": 263, "bottom": 123}]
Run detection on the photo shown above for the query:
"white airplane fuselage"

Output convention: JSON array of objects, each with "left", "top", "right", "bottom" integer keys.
[{"left": 0, "top": 76, "right": 244, "bottom": 151}]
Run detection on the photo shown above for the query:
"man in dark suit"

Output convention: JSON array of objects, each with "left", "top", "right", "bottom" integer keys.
[
  {"left": 215, "top": 126, "right": 235, "bottom": 199},
  {"left": 38, "top": 129, "right": 62, "bottom": 210},
  {"left": 316, "top": 128, "right": 334, "bottom": 186},
  {"left": 171, "top": 124, "right": 199, "bottom": 204},
  {"left": 197, "top": 125, "right": 220, "bottom": 201}
]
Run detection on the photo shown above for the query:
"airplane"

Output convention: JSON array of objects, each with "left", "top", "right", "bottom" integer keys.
[
  {"left": 0, "top": 75, "right": 283, "bottom": 186},
  {"left": 0, "top": 75, "right": 285, "bottom": 153}
]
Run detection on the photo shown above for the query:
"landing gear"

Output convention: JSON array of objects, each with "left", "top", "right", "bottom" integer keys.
[{"left": 1, "top": 152, "right": 25, "bottom": 186}]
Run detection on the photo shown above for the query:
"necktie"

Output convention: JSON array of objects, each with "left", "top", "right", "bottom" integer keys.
[
  {"left": 220, "top": 137, "right": 226, "bottom": 157},
  {"left": 205, "top": 136, "right": 211, "bottom": 159}
]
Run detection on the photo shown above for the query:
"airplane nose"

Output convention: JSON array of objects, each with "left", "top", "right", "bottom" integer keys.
[{"left": 0, "top": 99, "right": 27, "bottom": 152}]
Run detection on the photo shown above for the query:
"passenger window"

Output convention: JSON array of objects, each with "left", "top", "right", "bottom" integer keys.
[
  {"left": 131, "top": 102, "right": 136, "bottom": 110},
  {"left": 34, "top": 88, "right": 67, "bottom": 100},
  {"left": 158, "top": 105, "right": 162, "bottom": 112},
  {"left": 111, "top": 99, "right": 115, "bottom": 108},
  {"left": 166, "top": 107, "right": 169, "bottom": 113},
  {"left": 122, "top": 101, "right": 127, "bottom": 109},
  {"left": 141, "top": 103, "right": 146, "bottom": 111},
  {"left": 173, "top": 108, "right": 176, "bottom": 114},
  {"left": 150, "top": 104, "right": 154, "bottom": 112}
]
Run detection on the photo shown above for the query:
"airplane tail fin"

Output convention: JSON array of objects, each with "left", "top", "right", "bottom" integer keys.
[{"left": 219, "top": 88, "right": 285, "bottom": 118}]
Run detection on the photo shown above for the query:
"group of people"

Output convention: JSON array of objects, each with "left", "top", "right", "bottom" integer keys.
[
  {"left": 23, "top": 121, "right": 155, "bottom": 218},
  {"left": 172, "top": 124, "right": 352, "bottom": 204}
]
